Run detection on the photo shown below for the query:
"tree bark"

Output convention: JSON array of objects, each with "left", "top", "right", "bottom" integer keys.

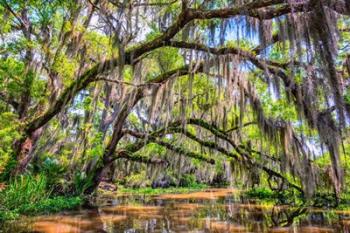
[{"left": 12, "top": 128, "right": 43, "bottom": 175}]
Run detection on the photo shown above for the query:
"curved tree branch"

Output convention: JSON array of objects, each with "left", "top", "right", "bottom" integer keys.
[
  {"left": 123, "top": 129, "right": 216, "bottom": 164},
  {"left": 122, "top": 123, "right": 303, "bottom": 193},
  {"left": 24, "top": 0, "right": 307, "bottom": 135}
]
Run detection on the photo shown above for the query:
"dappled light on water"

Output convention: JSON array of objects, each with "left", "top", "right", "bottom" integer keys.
[{"left": 6, "top": 188, "right": 350, "bottom": 233}]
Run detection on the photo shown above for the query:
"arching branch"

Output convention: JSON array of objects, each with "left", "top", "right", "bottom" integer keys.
[
  {"left": 23, "top": 0, "right": 307, "bottom": 135},
  {"left": 123, "top": 129, "right": 216, "bottom": 164},
  {"left": 122, "top": 122, "right": 303, "bottom": 193},
  {"left": 116, "top": 152, "right": 168, "bottom": 166}
]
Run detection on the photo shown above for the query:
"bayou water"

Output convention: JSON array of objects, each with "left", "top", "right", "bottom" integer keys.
[{"left": 2, "top": 188, "right": 349, "bottom": 232}]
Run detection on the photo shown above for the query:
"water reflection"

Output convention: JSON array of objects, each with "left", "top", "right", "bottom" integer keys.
[{"left": 3, "top": 188, "right": 350, "bottom": 233}]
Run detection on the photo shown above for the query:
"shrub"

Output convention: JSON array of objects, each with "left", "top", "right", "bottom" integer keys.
[
  {"left": 72, "top": 172, "right": 94, "bottom": 195},
  {"left": 179, "top": 174, "right": 197, "bottom": 187}
]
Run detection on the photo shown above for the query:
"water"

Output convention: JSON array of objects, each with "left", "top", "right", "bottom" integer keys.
[{"left": 3, "top": 188, "right": 350, "bottom": 232}]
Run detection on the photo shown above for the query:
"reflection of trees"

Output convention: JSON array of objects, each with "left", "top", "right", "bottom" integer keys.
[
  {"left": 194, "top": 201, "right": 308, "bottom": 231},
  {"left": 26, "top": 197, "right": 340, "bottom": 232},
  {"left": 270, "top": 206, "right": 307, "bottom": 227}
]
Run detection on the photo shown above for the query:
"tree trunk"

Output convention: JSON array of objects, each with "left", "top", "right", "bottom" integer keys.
[
  {"left": 82, "top": 89, "right": 144, "bottom": 194},
  {"left": 12, "top": 128, "right": 43, "bottom": 176},
  {"left": 84, "top": 166, "right": 105, "bottom": 195}
]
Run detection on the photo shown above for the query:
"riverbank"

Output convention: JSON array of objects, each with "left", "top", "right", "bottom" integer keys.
[
  {"left": 2, "top": 179, "right": 350, "bottom": 223},
  {"left": 3, "top": 188, "right": 350, "bottom": 233},
  {"left": 0, "top": 175, "right": 82, "bottom": 221},
  {"left": 117, "top": 183, "right": 209, "bottom": 195}
]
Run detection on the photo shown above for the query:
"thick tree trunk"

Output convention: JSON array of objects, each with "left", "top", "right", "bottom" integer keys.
[
  {"left": 82, "top": 90, "right": 143, "bottom": 194},
  {"left": 12, "top": 128, "right": 43, "bottom": 176},
  {"left": 84, "top": 165, "right": 106, "bottom": 195}
]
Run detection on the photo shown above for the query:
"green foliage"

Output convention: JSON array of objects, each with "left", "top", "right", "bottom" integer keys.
[
  {"left": 0, "top": 175, "right": 49, "bottom": 210},
  {"left": 345, "top": 89, "right": 350, "bottom": 105},
  {"left": 0, "top": 196, "right": 82, "bottom": 221},
  {"left": 52, "top": 53, "right": 78, "bottom": 86},
  {"left": 0, "top": 174, "right": 81, "bottom": 221},
  {"left": 1, "top": 0, "right": 350, "bottom": 211},
  {"left": 124, "top": 171, "right": 151, "bottom": 188},
  {"left": 253, "top": 79, "right": 297, "bottom": 121},
  {"left": 128, "top": 113, "right": 142, "bottom": 128},
  {"left": 39, "top": 157, "right": 66, "bottom": 191},
  {"left": 139, "top": 143, "right": 166, "bottom": 158},
  {"left": 269, "top": 42, "right": 290, "bottom": 62},
  {"left": 146, "top": 47, "right": 184, "bottom": 77},
  {"left": 179, "top": 174, "right": 199, "bottom": 187},
  {"left": 264, "top": 98, "right": 297, "bottom": 121},
  {"left": 0, "top": 112, "right": 21, "bottom": 174},
  {"left": 83, "top": 31, "right": 112, "bottom": 58},
  {"left": 17, "top": 196, "right": 81, "bottom": 215},
  {"left": 312, "top": 192, "right": 338, "bottom": 208},
  {"left": 225, "top": 39, "right": 253, "bottom": 51},
  {"left": 145, "top": 23, "right": 162, "bottom": 41},
  {"left": 119, "top": 184, "right": 208, "bottom": 196},
  {"left": 171, "top": 73, "right": 218, "bottom": 118},
  {"left": 244, "top": 187, "right": 275, "bottom": 199},
  {"left": 85, "top": 132, "right": 104, "bottom": 161},
  {"left": 72, "top": 172, "right": 94, "bottom": 195},
  {"left": 244, "top": 187, "right": 310, "bottom": 206},
  {"left": 0, "top": 58, "right": 25, "bottom": 99}
]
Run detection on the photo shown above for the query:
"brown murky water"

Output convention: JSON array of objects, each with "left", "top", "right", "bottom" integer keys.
[{"left": 2, "top": 188, "right": 350, "bottom": 232}]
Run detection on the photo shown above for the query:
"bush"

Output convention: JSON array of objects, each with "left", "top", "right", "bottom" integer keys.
[
  {"left": 40, "top": 157, "right": 66, "bottom": 190},
  {"left": 179, "top": 174, "right": 197, "bottom": 187},
  {"left": 72, "top": 171, "right": 94, "bottom": 195}
]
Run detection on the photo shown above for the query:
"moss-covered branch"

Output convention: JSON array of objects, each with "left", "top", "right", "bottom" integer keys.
[
  {"left": 116, "top": 151, "right": 168, "bottom": 166},
  {"left": 169, "top": 126, "right": 303, "bottom": 193},
  {"left": 118, "top": 118, "right": 303, "bottom": 193},
  {"left": 123, "top": 129, "right": 215, "bottom": 164},
  {"left": 24, "top": 0, "right": 309, "bottom": 135}
]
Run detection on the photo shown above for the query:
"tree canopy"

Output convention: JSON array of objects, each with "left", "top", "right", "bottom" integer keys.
[{"left": 0, "top": 0, "right": 350, "bottom": 198}]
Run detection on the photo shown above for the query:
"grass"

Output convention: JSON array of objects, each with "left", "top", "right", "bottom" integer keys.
[
  {"left": 16, "top": 196, "right": 82, "bottom": 214},
  {"left": 118, "top": 183, "right": 209, "bottom": 195},
  {"left": 0, "top": 175, "right": 82, "bottom": 221}
]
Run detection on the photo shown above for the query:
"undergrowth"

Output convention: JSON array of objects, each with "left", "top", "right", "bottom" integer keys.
[
  {"left": 119, "top": 183, "right": 208, "bottom": 195},
  {"left": 0, "top": 174, "right": 82, "bottom": 221}
]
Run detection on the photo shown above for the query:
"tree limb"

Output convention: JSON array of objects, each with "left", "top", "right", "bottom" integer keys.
[
  {"left": 22, "top": 0, "right": 309, "bottom": 135},
  {"left": 123, "top": 129, "right": 216, "bottom": 164}
]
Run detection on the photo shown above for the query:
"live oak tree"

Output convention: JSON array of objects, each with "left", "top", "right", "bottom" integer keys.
[{"left": 0, "top": 0, "right": 350, "bottom": 197}]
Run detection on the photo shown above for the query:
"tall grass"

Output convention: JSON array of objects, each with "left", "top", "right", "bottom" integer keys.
[
  {"left": 0, "top": 175, "right": 49, "bottom": 210},
  {"left": 0, "top": 174, "right": 82, "bottom": 221}
]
